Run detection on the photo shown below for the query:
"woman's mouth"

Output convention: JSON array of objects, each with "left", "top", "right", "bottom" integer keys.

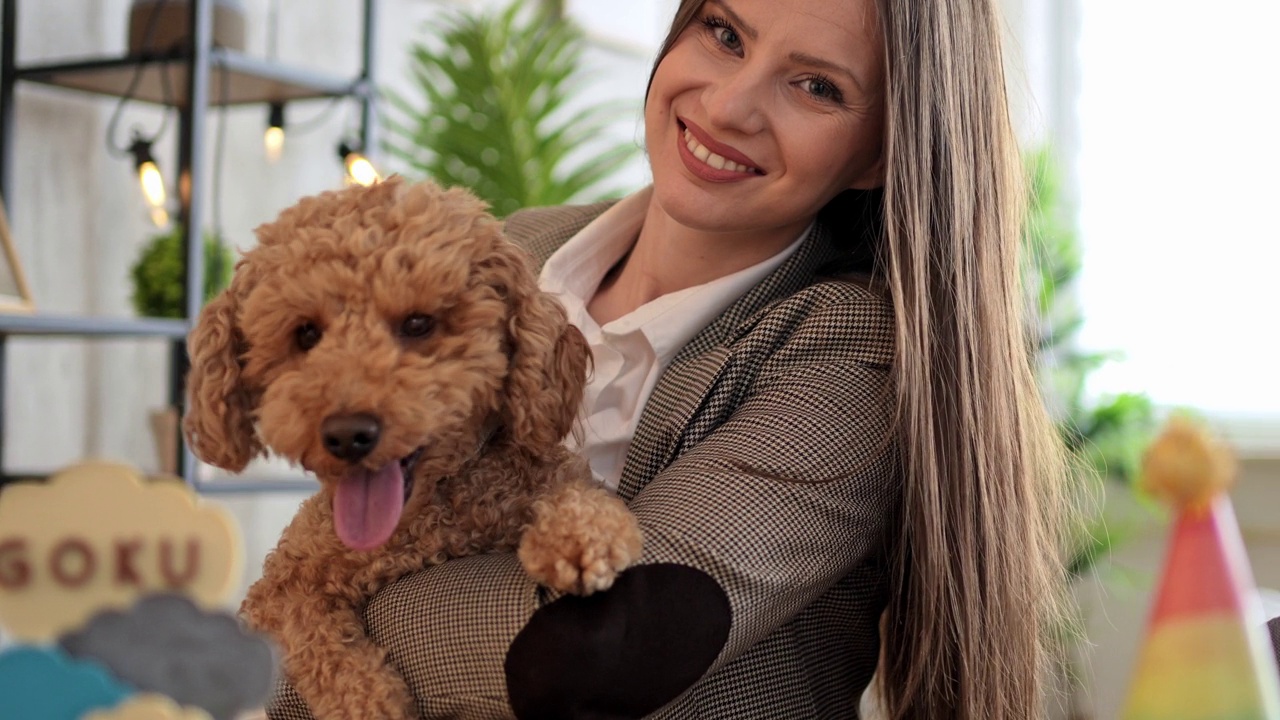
[{"left": 676, "top": 120, "right": 763, "bottom": 182}]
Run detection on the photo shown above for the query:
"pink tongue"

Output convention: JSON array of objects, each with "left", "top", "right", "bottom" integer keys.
[{"left": 332, "top": 462, "right": 405, "bottom": 551}]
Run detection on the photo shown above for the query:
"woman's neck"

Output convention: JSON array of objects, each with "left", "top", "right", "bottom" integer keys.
[{"left": 587, "top": 199, "right": 809, "bottom": 326}]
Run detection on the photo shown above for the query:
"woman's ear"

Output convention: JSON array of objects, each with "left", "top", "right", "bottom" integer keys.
[{"left": 182, "top": 287, "right": 262, "bottom": 472}]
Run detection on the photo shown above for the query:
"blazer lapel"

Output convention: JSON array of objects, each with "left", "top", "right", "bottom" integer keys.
[
  {"left": 508, "top": 201, "right": 862, "bottom": 502},
  {"left": 615, "top": 222, "right": 847, "bottom": 500}
]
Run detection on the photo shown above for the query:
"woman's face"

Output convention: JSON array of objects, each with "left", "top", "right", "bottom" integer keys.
[{"left": 645, "top": 0, "right": 885, "bottom": 241}]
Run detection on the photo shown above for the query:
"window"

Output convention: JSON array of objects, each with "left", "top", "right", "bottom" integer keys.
[{"left": 1074, "top": 0, "right": 1280, "bottom": 442}]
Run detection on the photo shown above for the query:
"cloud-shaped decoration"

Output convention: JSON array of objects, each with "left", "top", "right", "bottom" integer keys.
[
  {"left": 59, "top": 593, "right": 276, "bottom": 720},
  {"left": 81, "top": 694, "right": 215, "bottom": 720},
  {"left": 0, "top": 645, "right": 133, "bottom": 720},
  {"left": 0, "top": 461, "right": 243, "bottom": 642}
]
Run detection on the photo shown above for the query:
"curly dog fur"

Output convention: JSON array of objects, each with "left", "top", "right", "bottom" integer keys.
[{"left": 184, "top": 178, "right": 642, "bottom": 720}]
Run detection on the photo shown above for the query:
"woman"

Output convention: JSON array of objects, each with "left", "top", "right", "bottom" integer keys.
[{"left": 272, "top": 0, "right": 1071, "bottom": 717}]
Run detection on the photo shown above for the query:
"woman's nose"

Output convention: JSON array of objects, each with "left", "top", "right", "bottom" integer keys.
[{"left": 702, "top": 65, "right": 768, "bottom": 135}]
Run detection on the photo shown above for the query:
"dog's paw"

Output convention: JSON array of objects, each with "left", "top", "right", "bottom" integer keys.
[{"left": 518, "top": 489, "right": 643, "bottom": 595}]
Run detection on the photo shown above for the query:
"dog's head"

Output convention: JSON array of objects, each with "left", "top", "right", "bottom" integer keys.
[{"left": 183, "top": 178, "right": 588, "bottom": 550}]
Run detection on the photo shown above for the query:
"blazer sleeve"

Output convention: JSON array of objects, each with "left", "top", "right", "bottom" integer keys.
[{"left": 265, "top": 291, "right": 900, "bottom": 720}]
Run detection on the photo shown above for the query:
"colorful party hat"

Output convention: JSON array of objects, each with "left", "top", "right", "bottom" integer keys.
[{"left": 1121, "top": 417, "right": 1280, "bottom": 719}]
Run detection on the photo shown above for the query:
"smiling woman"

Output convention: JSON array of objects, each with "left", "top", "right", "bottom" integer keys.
[{"left": 263, "top": 1, "right": 1077, "bottom": 718}]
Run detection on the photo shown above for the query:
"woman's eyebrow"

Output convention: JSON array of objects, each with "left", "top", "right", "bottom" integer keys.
[{"left": 707, "top": 0, "right": 759, "bottom": 41}]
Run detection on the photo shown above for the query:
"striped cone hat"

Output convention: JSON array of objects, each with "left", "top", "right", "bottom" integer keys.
[{"left": 1122, "top": 418, "right": 1280, "bottom": 719}]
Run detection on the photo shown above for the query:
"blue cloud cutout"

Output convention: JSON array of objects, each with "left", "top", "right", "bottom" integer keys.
[{"left": 0, "top": 645, "right": 133, "bottom": 720}]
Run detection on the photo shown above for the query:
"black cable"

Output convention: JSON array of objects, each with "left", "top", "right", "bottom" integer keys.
[
  {"left": 281, "top": 95, "right": 346, "bottom": 135},
  {"left": 105, "top": 0, "right": 173, "bottom": 158}
]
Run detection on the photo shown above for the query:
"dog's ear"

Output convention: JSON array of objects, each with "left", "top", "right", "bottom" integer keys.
[
  {"left": 182, "top": 287, "right": 261, "bottom": 472},
  {"left": 497, "top": 246, "right": 590, "bottom": 458}
]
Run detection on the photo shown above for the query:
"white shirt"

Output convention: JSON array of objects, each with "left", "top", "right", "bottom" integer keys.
[{"left": 539, "top": 186, "right": 810, "bottom": 492}]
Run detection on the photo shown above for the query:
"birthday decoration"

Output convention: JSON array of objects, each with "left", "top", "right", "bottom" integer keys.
[
  {"left": 81, "top": 694, "right": 215, "bottom": 720},
  {"left": 0, "top": 645, "right": 134, "bottom": 719},
  {"left": 59, "top": 594, "right": 276, "bottom": 720},
  {"left": 1121, "top": 417, "right": 1280, "bottom": 719},
  {"left": 0, "top": 461, "right": 243, "bottom": 642},
  {"left": 0, "top": 461, "right": 274, "bottom": 720}
]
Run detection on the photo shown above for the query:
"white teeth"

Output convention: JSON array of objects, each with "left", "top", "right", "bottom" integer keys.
[{"left": 683, "top": 127, "right": 755, "bottom": 174}]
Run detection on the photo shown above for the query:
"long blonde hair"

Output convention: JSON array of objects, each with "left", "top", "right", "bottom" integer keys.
[{"left": 650, "top": 1, "right": 1073, "bottom": 717}]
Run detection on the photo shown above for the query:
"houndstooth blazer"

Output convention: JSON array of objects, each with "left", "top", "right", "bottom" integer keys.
[{"left": 269, "top": 196, "right": 903, "bottom": 719}]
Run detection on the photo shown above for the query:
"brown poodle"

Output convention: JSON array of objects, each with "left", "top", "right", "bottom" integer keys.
[{"left": 183, "top": 178, "right": 643, "bottom": 720}]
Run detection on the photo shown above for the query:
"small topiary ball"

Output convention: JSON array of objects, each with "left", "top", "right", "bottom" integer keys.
[{"left": 130, "top": 226, "right": 234, "bottom": 319}]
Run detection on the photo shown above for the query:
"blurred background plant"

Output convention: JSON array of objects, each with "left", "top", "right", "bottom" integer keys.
[
  {"left": 1024, "top": 145, "right": 1158, "bottom": 581},
  {"left": 1024, "top": 146, "right": 1159, "bottom": 718},
  {"left": 129, "top": 226, "right": 233, "bottom": 318},
  {"left": 383, "top": 0, "right": 639, "bottom": 217}
]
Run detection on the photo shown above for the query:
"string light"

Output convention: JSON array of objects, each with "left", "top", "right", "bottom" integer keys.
[
  {"left": 264, "top": 103, "right": 285, "bottom": 163},
  {"left": 130, "top": 133, "right": 168, "bottom": 226},
  {"left": 337, "top": 140, "right": 381, "bottom": 186}
]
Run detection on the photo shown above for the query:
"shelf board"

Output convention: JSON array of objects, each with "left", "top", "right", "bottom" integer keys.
[
  {"left": 0, "top": 313, "right": 188, "bottom": 338},
  {"left": 194, "top": 477, "right": 318, "bottom": 495},
  {"left": 14, "top": 48, "right": 368, "bottom": 106}
]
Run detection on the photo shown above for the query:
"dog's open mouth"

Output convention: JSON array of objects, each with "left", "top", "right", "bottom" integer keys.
[
  {"left": 399, "top": 447, "right": 424, "bottom": 502},
  {"left": 332, "top": 446, "right": 425, "bottom": 552}
]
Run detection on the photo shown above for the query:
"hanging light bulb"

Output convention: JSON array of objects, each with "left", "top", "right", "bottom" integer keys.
[
  {"left": 130, "top": 133, "right": 168, "bottom": 227},
  {"left": 338, "top": 141, "right": 381, "bottom": 187},
  {"left": 264, "top": 103, "right": 285, "bottom": 163}
]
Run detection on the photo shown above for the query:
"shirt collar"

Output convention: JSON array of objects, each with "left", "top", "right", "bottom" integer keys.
[
  {"left": 539, "top": 187, "right": 651, "bottom": 301},
  {"left": 539, "top": 185, "right": 812, "bottom": 364}
]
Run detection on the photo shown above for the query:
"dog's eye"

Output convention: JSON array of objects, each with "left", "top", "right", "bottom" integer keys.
[
  {"left": 399, "top": 313, "right": 436, "bottom": 339},
  {"left": 295, "top": 322, "right": 323, "bottom": 351}
]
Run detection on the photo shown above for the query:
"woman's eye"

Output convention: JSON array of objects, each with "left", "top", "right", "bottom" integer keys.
[
  {"left": 715, "top": 26, "right": 741, "bottom": 51},
  {"left": 701, "top": 16, "right": 742, "bottom": 52},
  {"left": 399, "top": 313, "right": 436, "bottom": 339},
  {"left": 803, "top": 76, "right": 844, "bottom": 104},
  {"left": 295, "top": 322, "right": 322, "bottom": 352}
]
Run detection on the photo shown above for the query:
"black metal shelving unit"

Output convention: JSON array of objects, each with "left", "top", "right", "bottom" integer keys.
[{"left": 0, "top": 0, "right": 378, "bottom": 491}]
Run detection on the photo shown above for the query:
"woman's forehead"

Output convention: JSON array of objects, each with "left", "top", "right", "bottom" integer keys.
[{"left": 696, "top": 0, "right": 884, "bottom": 88}]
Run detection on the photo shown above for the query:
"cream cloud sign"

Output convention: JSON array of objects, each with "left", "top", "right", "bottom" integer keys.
[{"left": 0, "top": 462, "right": 243, "bottom": 642}]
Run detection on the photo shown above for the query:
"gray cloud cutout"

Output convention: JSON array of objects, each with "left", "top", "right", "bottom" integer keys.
[{"left": 58, "top": 593, "right": 277, "bottom": 720}]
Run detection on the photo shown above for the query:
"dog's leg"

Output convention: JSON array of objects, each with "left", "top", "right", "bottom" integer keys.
[
  {"left": 276, "top": 596, "right": 418, "bottom": 720},
  {"left": 517, "top": 468, "right": 644, "bottom": 596},
  {"left": 243, "top": 539, "right": 420, "bottom": 720}
]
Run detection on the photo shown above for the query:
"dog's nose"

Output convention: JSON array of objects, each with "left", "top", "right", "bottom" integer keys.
[{"left": 321, "top": 413, "right": 381, "bottom": 463}]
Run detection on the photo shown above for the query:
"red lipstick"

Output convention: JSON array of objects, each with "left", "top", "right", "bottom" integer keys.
[{"left": 676, "top": 118, "right": 763, "bottom": 183}]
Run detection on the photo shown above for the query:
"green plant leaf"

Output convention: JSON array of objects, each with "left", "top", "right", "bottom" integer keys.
[
  {"left": 1024, "top": 146, "right": 1158, "bottom": 580},
  {"left": 383, "top": 0, "right": 639, "bottom": 215}
]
